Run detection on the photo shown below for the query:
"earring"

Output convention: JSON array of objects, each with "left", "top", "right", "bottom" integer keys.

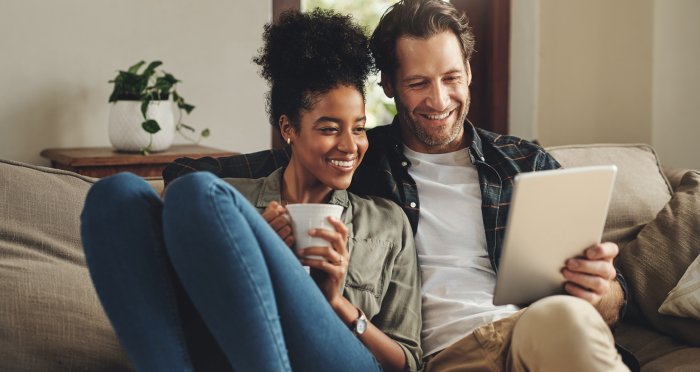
[{"left": 286, "top": 137, "right": 291, "bottom": 145}]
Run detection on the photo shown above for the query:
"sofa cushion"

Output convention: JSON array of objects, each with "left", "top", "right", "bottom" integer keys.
[
  {"left": 616, "top": 171, "right": 700, "bottom": 347},
  {"left": 614, "top": 322, "right": 700, "bottom": 369},
  {"left": 0, "top": 159, "right": 131, "bottom": 371},
  {"left": 546, "top": 144, "right": 673, "bottom": 245}
]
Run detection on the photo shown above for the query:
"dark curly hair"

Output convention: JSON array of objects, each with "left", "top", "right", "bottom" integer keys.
[
  {"left": 253, "top": 9, "right": 373, "bottom": 133},
  {"left": 371, "top": 0, "right": 475, "bottom": 86}
]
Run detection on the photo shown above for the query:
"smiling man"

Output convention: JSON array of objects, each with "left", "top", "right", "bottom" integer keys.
[
  {"left": 351, "top": 0, "right": 631, "bottom": 371},
  {"left": 390, "top": 31, "right": 471, "bottom": 154}
]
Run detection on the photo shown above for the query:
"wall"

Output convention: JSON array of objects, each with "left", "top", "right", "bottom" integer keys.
[
  {"left": 536, "top": 0, "right": 653, "bottom": 146},
  {"left": 510, "top": 0, "right": 700, "bottom": 169},
  {"left": 509, "top": 0, "right": 539, "bottom": 141},
  {"left": 0, "top": 0, "right": 271, "bottom": 166},
  {"left": 651, "top": 0, "right": 700, "bottom": 170}
]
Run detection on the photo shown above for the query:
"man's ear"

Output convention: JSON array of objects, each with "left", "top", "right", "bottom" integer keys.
[
  {"left": 466, "top": 61, "right": 472, "bottom": 86},
  {"left": 278, "top": 115, "right": 294, "bottom": 143},
  {"left": 380, "top": 72, "right": 395, "bottom": 98}
]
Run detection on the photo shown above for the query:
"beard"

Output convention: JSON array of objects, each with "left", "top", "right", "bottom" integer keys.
[{"left": 395, "top": 93, "right": 470, "bottom": 150}]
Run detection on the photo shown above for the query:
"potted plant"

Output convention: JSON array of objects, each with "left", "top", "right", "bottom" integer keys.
[{"left": 108, "top": 60, "right": 210, "bottom": 154}]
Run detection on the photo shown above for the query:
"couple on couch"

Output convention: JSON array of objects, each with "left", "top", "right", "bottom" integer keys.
[{"left": 81, "top": 1, "right": 631, "bottom": 371}]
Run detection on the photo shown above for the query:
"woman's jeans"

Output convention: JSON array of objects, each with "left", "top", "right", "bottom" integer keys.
[{"left": 80, "top": 172, "right": 381, "bottom": 372}]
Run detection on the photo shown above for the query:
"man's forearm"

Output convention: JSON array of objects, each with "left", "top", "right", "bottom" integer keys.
[{"left": 596, "top": 277, "right": 624, "bottom": 327}]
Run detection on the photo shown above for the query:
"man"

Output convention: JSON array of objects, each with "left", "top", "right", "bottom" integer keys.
[{"left": 164, "top": 1, "right": 630, "bottom": 370}]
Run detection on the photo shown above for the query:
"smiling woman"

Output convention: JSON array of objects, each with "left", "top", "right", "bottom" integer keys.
[
  {"left": 80, "top": 8, "right": 422, "bottom": 372},
  {"left": 280, "top": 85, "right": 368, "bottom": 198}
]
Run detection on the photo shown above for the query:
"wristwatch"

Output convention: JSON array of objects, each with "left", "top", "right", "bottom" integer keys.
[{"left": 350, "top": 307, "right": 368, "bottom": 336}]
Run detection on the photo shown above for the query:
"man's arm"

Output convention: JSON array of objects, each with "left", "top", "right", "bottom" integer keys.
[
  {"left": 162, "top": 148, "right": 291, "bottom": 188},
  {"left": 595, "top": 275, "right": 625, "bottom": 326},
  {"left": 562, "top": 242, "right": 625, "bottom": 326}
]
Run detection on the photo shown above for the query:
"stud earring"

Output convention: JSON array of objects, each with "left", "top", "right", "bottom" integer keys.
[{"left": 286, "top": 137, "right": 291, "bottom": 145}]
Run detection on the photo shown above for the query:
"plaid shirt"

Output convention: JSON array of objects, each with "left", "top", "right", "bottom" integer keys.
[
  {"left": 162, "top": 119, "right": 628, "bottom": 317},
  {"left": 164, "top": 119, "right": 559, "bottom": 271},
  {"left": 163, "top": 120, "right": 560, "bottom": 270}
]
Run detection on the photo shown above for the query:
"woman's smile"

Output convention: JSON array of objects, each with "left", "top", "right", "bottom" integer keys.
[{"left": 328, "top": 157, "right": 357, "bottom": 170}]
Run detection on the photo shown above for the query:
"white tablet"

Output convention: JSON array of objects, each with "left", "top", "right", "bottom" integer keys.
[{"left": 492, "top": 165, "right": 617, "bottom": 306}]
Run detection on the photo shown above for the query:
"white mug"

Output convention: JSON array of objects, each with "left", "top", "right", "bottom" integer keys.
[{"left": 285, "top": 203, "right": 343, "bottom": 260}]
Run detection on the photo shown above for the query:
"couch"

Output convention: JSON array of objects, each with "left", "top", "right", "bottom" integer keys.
[{"left": 1, "top": 143, "right": 699, "bottom": 371}]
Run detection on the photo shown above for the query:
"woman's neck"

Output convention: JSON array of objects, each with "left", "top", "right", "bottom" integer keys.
[{"left": 282, "top": 161, "right": 333, "bottom": 204}]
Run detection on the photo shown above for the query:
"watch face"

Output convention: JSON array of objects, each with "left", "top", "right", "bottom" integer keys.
[{"left": 356, "top": 317, "right": 368, "bottom": 334}]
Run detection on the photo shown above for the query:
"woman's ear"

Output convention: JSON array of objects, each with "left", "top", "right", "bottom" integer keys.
[
  {"left": 380, "top": 72, "right": 395, "bottom": 98},
  {"left": 278, "top": 115, "right": 294, "bottom": 144}
]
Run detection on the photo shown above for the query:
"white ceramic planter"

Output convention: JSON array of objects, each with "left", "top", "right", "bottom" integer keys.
[{"left": 108, "top": 100, "right": 176, "bottom": 152}]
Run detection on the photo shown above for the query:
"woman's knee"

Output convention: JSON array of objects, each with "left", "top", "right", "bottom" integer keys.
[
  {"left": 164, "top": 172, "right": 221, "bottom": 205},
  {"left": 87, "top": 172, "right": 149, "bottom": 200},
  {"left": 164, "top": 172, "right": 248, "bottom": 215},
  {"left": 83, "top": 172, "right": 157, "bottom": 219}
]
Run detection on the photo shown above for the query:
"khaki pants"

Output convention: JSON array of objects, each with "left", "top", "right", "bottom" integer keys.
[{"left": 425, "top": 296, "right": 629, "bottom": 372}]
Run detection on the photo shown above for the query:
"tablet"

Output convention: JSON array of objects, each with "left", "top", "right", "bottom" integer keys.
[{"left": 492, "top": 165, "right": 617, "bottom": 306}]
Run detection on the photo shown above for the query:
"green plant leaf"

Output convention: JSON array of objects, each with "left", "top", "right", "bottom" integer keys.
[
  {"left": 127, "top": 60, "right": 145, "bottom": 74},
  {"left": 109, "top": 71, "right": 145, "bottom": 102},
  {"left": 142, "top": 120, "right": 161, "bottom": 134},
  {"left": 160, "top": 73, "right": 179, "bottom": 85},
  {"left": 201, "top": 128, "right": 210, "bottom": 138},
  {"left": 180, "top": 103, "right": 195, "bottom": 114},
  {"left": 140, "top": 98, "right": 151, "bottom": 118},
  {"left": 142, "top": 61, "right": 162, "bottom": 80}
]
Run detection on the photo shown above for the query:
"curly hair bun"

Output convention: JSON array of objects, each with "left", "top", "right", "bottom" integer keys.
[{"left": 254, "top": 8, "right": 372, "bottom": 92}]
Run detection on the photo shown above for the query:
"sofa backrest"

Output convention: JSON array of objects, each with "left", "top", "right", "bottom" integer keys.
[{"left": 546, "top": 144, "right": 673, "bottom": 244}]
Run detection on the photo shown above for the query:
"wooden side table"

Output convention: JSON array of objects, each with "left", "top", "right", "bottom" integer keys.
[{"left": 40, "top": 145, "right": 238, "bottom": 178}]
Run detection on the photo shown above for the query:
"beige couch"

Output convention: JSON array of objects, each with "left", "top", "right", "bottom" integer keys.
[{"left": 1, "top": 144, "right": 699, "bottom": 371}]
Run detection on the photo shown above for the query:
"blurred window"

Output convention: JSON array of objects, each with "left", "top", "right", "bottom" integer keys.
[{"left": 302, "top": 0, "right": 400, "bottom": 128}]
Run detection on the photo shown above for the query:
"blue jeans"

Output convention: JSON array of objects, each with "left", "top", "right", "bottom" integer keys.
[{"left": 81, "top": 172, "right": 381, "bottom": 372}]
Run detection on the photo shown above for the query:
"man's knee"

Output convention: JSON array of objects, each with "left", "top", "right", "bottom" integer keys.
[
  {"left": 512, "top": 295, "right": 610, "bottom": 356},
  {"left": 512, "top": 296, "right": 613, "bottom": 360},
  {"left": 520, "top": 295, "right": 599, "bottom": 331},
  {"left": 510, "top": 297, "right": 625, "bottom": 371}
]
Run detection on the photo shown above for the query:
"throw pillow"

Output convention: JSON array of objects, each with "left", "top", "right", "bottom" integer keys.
[
  {"left": 658, "top": 253, "right": 700, "bottom": 320},
  {"left": 616, "top": 170, "right": 700, "bottom": 346}
]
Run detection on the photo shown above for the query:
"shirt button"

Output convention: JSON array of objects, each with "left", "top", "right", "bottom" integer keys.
[
  {"left": 401, "top": 161, "right": 408, "bottom": 167},
  {"left": 409, "top": 202, "right": 417, "bottom": 208}
]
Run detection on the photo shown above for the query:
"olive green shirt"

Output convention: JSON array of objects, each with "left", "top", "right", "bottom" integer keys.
[{"left": 225, "top": 168, "right": 423, "bottom": 371}]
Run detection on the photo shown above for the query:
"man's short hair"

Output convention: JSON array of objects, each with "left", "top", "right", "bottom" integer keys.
[{"left": 370, "top": 0, "right": 475, "bottom": 84}]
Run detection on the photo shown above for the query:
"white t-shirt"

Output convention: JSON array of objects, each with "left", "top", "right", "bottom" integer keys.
[{"left": 403, "top": 146, "right": 519, "bottom": 356}]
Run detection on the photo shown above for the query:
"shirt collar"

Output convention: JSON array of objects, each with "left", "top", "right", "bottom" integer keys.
[{"left": 255, "top": 168, "right": 350, "bottom": 209}]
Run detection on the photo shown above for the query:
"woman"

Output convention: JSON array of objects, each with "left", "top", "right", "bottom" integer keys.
[{"left": 81, "top": 9, "right": 421, "bottom": 372}]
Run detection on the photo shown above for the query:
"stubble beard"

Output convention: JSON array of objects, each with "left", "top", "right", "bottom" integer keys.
[{"left": 395, "top": 94, "right": 470, "bottom": 151}]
